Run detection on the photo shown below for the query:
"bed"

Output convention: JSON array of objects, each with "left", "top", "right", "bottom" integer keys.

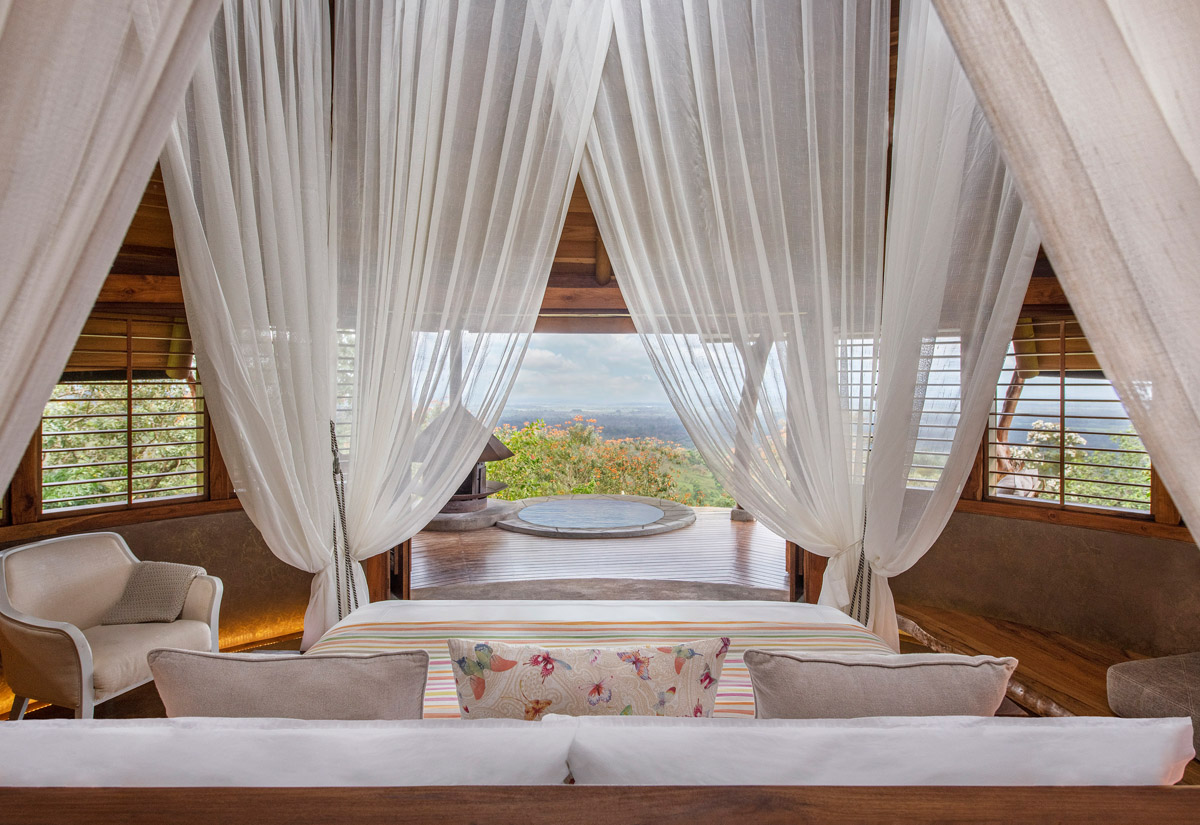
[{"left": 305, "top": 600, "right": 894, "bottom": 718}]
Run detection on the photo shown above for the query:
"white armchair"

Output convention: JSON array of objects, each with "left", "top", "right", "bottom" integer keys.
[{"left": 0, "top": 532, "right": 222, "bottom": 720}]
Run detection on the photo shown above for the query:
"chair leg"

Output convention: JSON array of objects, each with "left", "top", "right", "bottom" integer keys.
[
  {"left": 9, "top": 696, "right": 29, "bottom": 721},
  {"left": 74, "top": 699, "right": 94, "bottom": 719}
]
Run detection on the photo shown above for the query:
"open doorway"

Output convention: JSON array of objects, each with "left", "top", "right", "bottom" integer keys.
[
  {"left": 492, "top": 333, "right": 733, "bottom": 509},
  {"left": 401, "top": 181, "right": 788, "bottom": 601}
]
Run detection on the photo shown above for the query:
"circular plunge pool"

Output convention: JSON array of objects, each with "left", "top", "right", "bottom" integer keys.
[{"left": 495, "top": 494, "right": 695, "bottom": 538}]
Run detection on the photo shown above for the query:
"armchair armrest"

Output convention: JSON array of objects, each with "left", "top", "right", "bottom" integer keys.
[
  {"left": 179, "top": 574, "right": 223, "bottom": 651},
  {"left": 0, "top": 610, "right": 91, "bottom": 709}
]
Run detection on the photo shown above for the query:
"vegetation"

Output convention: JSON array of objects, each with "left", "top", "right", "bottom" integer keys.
[
  {"left": 498, "top": 406, "right": 694, "bottom": 447},
  {"left": 489, "top": 416, "right": 736, "bottom": 507},
  {"left": 1000, "top": 420, "right": 1150, "bottom": 511},
  {"left": 40, "top": 379, "right": 205, "bottom": 511}
]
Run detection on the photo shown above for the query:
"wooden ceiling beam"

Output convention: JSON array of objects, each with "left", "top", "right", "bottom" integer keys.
[
  {"left": 97, "top": 273, "right": 185, "bottom": 305},
  {"left": 534, "top": 315, "right": 634, "bottom": 334}
]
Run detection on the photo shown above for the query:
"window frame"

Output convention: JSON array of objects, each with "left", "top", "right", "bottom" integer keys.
[
  {"left": 955, "top": 276, "right": 1189, "bottom": 542},
  {"left": 38, "top": 313, "right": 210, "bottom": 517},
  {"left": 0, "top": 305, "right": 241, "bottom": 544},
  {"left": 985, "top": 313, "right": 1151, "bottom": 517}
]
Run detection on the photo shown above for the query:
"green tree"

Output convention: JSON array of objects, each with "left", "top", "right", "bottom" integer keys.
[
  {"left": 1007, "top": 419, "right": 1149, "bottom": 511},
  {"left": 489, "top": 416, "right": 735, "bottom": 507},
  {"left": 41, "top": 379, "right": 205, "bottom": 511}
]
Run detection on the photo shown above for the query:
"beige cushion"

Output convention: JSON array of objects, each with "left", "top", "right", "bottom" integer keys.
[
  {"left": 744, "top": 650, "right": 1017, "bottom": 718},
  {"left": 84, "top": 620, "right": 213, "bottom": 700},
  {"left": 101, "top": 562, "right": 203, "bottom": 625},
  {"left": 447, "top": 638, "right": 730, "bottom": 720},
  {"left": 148, "top": 649, "right": 430, "bottom": 720}
]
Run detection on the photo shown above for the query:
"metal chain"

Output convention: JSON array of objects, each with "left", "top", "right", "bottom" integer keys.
[
  {"left": 329, "top": 421, "right": 359, "bottom": 619},
  {"left": 849, "top": 506, "right": 872, "bottom": 627},
  {"left": 331, "top": 520, "right": 342, "bottom": 621},
  {"left": 850, "top": 546, "right": 866, "bottom": 624},
  {"left": 850, "top": 406, "right": 875, "bottom": 627}
]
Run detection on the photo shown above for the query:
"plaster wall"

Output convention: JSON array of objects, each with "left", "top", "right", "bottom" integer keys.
[{"left": 891, "top": 511, "right": 1200, "bottom": 656}]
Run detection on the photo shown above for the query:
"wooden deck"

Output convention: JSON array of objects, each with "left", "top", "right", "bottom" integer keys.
[{"left": 411, "top": 506, "right": 788, "bottom": 592}]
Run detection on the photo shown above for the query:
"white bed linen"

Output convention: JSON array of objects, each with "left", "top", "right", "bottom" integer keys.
[
  {"left": 555, "top": 715, "right": 1196, "bottom": 786},
  {"left": 2, "top": 715, "right": 1191, "bottom": 787},
  {"left": 0, "top": 718, "right": 573, "bottom": 787}
]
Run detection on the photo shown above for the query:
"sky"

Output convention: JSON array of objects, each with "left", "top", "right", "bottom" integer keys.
[{"left": 506, "top": 334, "right": 671, "bottom": 407}]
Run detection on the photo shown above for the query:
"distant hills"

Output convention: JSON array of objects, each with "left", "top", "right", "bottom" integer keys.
[{"left": 498, "top": 404, "right": 695, "bottom": 449}]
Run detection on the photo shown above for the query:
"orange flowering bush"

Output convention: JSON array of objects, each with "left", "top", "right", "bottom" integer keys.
[{"left": 490, "top": 416, "right": 734, "bottom": 507}]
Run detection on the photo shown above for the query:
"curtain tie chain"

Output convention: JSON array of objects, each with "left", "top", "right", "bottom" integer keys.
[{"left": 330, "top": 421, "right": 360, "bottom": 620}]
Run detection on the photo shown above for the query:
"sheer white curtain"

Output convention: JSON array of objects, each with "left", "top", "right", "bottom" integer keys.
[
  {"left": 583, "top": 0, "right": 1038, "bottom": 646},
  {"left": 162, "top": 0, "right": 610, "bottom": 647},
  {"left": 0, "top": 0, "right": 221, "bottom": 490},
  {"left": 329, "top": 0, "right": 611, "bottom": 560},
  {"left": 584, "top": 0, "right": 889, "bottom": 568},
  {"left": 933, "top": 0, "right": 1200, "bottom": 539},
  {"left": 842, "top": 0, "right": 1041, "bottom": 644}
]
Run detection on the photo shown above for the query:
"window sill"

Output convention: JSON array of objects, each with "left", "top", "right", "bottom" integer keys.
[
  {"left": 954, "top": 497, "right": 1193, "bottom": 543},
  {"left": 0, "top": 497, "right": 243, "bottom": 545}
]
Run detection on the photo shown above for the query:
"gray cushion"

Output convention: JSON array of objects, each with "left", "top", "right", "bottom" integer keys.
[
  {"left": 744, "top": 649, "right": 1017, "bottom": 719},
  {"left": 148, "top": 648, "right": 429, "bottom": 720},
  {"left": 1108, "top": 653, "right": 1200, "bottom": 756},
  {"left": 101, "top": 561, "right": 202, "bottom": 625}
]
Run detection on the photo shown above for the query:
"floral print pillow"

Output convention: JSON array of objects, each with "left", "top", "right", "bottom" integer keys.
[{"left": 447, "top": 637, "right": 730, "bottom": 720}]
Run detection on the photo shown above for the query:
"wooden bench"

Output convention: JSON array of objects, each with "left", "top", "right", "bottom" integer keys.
[
  {"left": 896, "top": 602, "right": 1199, "bottom": 785},
  {"left": 896, "top": 602, "right": 1145, "bottom": 718}
]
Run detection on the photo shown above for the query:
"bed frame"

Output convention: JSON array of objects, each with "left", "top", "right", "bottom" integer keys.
[{"left": 4, "top": 786, "right": 1198, "bottom": 824}]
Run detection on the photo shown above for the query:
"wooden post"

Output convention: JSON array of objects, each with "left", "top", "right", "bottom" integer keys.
[
  {"left": 390, "top": 538, "right": 412, "bottom": 600},
  {"left": 802, "top": 550, "right": 827, "bottom": 605},
  {"left": 961, "top": 440, "right": 985, "bottom": 501},
  {"left": 1150, "top": 469, "right": 1183, "bottom": 526},
  {"left": 785, "top": 541, "right": 802, "bottom": 601},
  {"left": 362, "top": 552, "right": 391, "bottom": 602},
  {"left": 208, "top": 430, "right": 234, "bottom": 500},
  {"left": 10, "top": 428, "right": 41, "bottom": 524}
]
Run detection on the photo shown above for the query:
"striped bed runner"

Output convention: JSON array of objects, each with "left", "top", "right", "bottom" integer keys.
[{"left": 307, "top": 619, "right": 894, "bottom": 718}]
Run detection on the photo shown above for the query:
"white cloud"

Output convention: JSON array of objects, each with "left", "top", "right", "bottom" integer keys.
[
  {"left": 508, "top": 334, "right": 670, "bottom": 406},
  {"left": 520, "top": 347, "right": 572, "bottom": 373}
]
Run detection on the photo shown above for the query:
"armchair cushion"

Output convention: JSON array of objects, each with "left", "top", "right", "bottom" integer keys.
[{"left": 85, "top": 620, "right": 212, "bottom": 700}]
